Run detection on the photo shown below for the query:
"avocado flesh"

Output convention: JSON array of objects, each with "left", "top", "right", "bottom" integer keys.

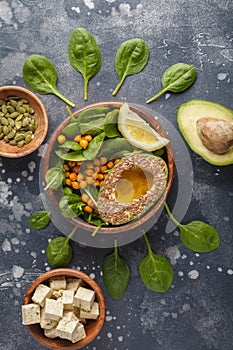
[{"left": 177, "top": 100, "right": 233, "bottom": 166}]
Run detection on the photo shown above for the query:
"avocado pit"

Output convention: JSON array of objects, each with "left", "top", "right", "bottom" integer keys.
[{"left": 196, "top": 117, "right": 233, "bottom": 155}]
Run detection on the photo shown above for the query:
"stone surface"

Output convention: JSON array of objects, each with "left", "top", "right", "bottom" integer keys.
[{"left": 0, "top": 1, "right": 232, "bottom": 349}]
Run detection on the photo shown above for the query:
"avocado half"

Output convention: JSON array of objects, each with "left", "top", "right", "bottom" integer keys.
[
  {"left": 97, "top": 153, "right": 168, "bottom": 225},
  {"left": 177, "top": 100, "right": 233, "bottom": 166}
]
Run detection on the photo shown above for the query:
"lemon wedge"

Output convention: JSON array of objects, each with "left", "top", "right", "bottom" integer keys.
[{"left": 118, "top": 103, "right": 169, "bottom": 151}]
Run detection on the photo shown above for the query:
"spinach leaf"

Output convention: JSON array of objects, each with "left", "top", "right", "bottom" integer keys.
[
  {"left": 79, "top": 117, "right": 105, "bottom": 136},
  {"left": 164, "top": 202, "right": 220, "bottom": 253},
  {"left": 29, "top": 211, "right": 51, "bottom": 230},
  {"left": 62, "top": 122, "right": 80, "bottom": 138},
  {"left": 84, "top": 185, "right": 99, "bottom": 207},
  {"left": 68, "top": 28, "right": 102, "bottom": 100},
  {"left": 22, "top": 54, "right": 75, "bottom": 107},
  {"left": 78, "top": 106, "right": 111, "bottom": 120},
  {"left": 83, "top": 132, "right": 105, "bottom": 160},
  {"left": 147, "top": 63, "right": 197, "bottom": 104},
  {"left": 102, "top": 240, "right": 130, "bottom": 300},
  {"left": 139, "top": 233, "right": 173, "bottom": 293},
  {"left": 44, "top": 165, "right": 65, "bottom": 190},
  {"left": 59, "top": 141, "right": 82, "bottom": 151},
  {"left": 104, "top": 109, "right": 121, "bottom": 138},
  {"left": 55, "top": 150, "right": 86, "bottom": 162},
  {"left": 46, "top": 227, "right": 77, "bottom": 268},
  {"left": 112, "top": 38, "right": 149, "bottom": 96},
  {"left": 98, "top": 137, "right": 133, "bottom": 158},
  {"left": 59, "top": 194, "right": 85, "bottom": 218}
]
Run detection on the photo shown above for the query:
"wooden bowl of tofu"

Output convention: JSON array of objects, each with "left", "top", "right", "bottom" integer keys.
[{"left": 22, "top": 268, "right": 106, "bottom": 349}]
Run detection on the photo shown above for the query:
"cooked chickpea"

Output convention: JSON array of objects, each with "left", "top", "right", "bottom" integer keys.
[
  {"left": 87, "top": 199, "right": 94, "bottom": 207},
  {"left": 84, "top": 205, "right": 93, "bottom": 213},
  {"left": 57, "top": 134, "right": 66, "bottom": 144},
  {"left": 86, "top": 176, "right": 94, "bottom": 184},
  {"left": 86, "top": 162, "right": 94, "bottom": 169},
  {"left": 77, "top": 173, "right": 84, "bottom": 181},
  {"left": 69, "top": 172, "right": 77, "bottom": 181},
  {"left": 97, "top": 173, "right": 104, "bottom": 180},
  {"left": 65, "top": 171, "right": 70, "bottom": 178},
  {"left": 73, "top": 165, "right": 80, "bottom": 173},
  {"left": 79, "top": 181, "right": 87, "bottom": 189},
  {"left": 81, "top": 193, "right": 89, "bottom": 203},
  {"left": 94, "top": 180, "right": 100, "bottom": 187},
  {"left": 100, "top": 165, "right": 108, "bottom": 172},
  {"left": 93, "top": 158, "right": 101, "bottom": 166},
  {"left": 68, "top": 161, "right": 76, "bottom": 168},
  {"left": 100, "top": 157, "right": 107, "bottom": 165},
  {"left": 107, "top": 161, "right": 114, "bottom": 169},
  {"left": 63, "top": 164, "right": 70, "bottom": 171},
  {"left": 79, "top": 139, "right": 89, "bottom": 149},
  {"left": 85, "top": 169, "right": 94, "bottom": 176},
  {"left": 84, "top": 135, "right": 92, "bottom": 142},
  {"left": 71, "top": 181, "right": 79, "bottom": 190},
  {"left": 66, "top": 179, "right": 72, "bottom": 186},
  {"left": 74, "top": 134, "right": 81, "bottom": 143}
]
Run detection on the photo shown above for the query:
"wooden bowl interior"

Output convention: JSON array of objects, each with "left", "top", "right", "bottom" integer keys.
[
  {"left": 0, "top": 86, "right": 48, "bottom": 158},
  {"left": 23, "top": 269, "right": 106, "bottom": 349},
  {"left": 43, "top": 101, "right": 174, "bottom": 234}
]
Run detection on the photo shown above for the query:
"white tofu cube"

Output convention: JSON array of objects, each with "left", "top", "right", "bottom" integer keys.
[
  {"left": 31, "top": 284, "right": 52, "bottom": 307},
  {"left": 57, "top": 290, "right": 74, "bottom": 310},
  {"left": 44, "top": 327, "right": 58, "bottom": 339},
  {"left": 57, "top": 318, "right": 85, "bottom": 343},
  {"left": 44, "top": 298, "right": 63, "bottom": 321},
  {"left": 66, "top": 278, "right": 83, "bottom": 292},
  {"left": 22, "top": 304, "right": 40, "bottom": 325},
  {"left": 79, "top": 301, "right": 99, "bottom": 320},
  {"left": 63, "top": 310, "right": 79, "bottom": 322},
  {"left": 40, "top": 307, "right": 58, "bottom": 329},
  {"left": 74, "top": 287, "right": 95, "bottom": 311},
  {"left": 49, "top": 276, "right": 66, "bottom": 290},
  {"left": 71, "top": 322, "right": 86, "bottom": 343}
]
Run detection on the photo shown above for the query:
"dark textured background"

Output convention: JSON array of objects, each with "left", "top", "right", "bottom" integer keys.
[{"left": 0, "top": 1, "right": 232, "bottom": 349}]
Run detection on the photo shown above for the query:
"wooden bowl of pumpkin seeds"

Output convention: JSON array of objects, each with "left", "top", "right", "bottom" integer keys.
[{"left": 0, "top": 86, "right": 48, "bottom": 158}]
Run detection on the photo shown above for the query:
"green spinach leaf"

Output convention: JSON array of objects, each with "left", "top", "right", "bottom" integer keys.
[
  {"left": 98, "top": 137, "right": 133, "bottom": 158},
  {"left": 103, "top": 240, "right": 130, "bottom": 300},
  {"left": 147, "top": 63, "right": 197, "bottom": 103},
  {"left": 59, "top": 141, "right": 82, "bottom": 151},
  {"left": 55, "top": 150, "right": 86, "bottom": 162},
  {"left": 139, "top": 233, "right": 173, "bottom": 292},
  {"left": 44, "top": 165, "right": 65, "bottom": 190},
  {"left": 79, "top": 117, "right": 105, "bottom": 136},
  {"left": 104, "top": 109, "right": 121, "bottom": 138},
  {"left": 68, "top": 28, "right": 102, "bottom": 100},
  {"left": 112, "top": 38, "right": 149, "bottom": 96},
  {"left": 83, "top": 132, "right": 105, "bottom": 160},
  {"left": 164, "top": 202, "right": 220, "bottom": 253},
  {"left": 29, "top": 211, "right": 51, "bottom": 230},
  {"left": 46, "top": 227, "right": 77, "bottom": 268},
  {"left": 22, "top": 54, "right": 75, "bottom": 107},
  {"left": 59, "top": 194, "right": 85, "bottom": 218}
]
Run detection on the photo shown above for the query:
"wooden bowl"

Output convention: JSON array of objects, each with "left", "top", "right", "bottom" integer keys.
[
  {"left": 0, "top": 85, "right": 48, "bottom": 158},
  {"left": 23, "top": 268, "right": 106, "bottom": 349},
  {"left": 43, "top": 101, "right": 174, "bottom": 236}
]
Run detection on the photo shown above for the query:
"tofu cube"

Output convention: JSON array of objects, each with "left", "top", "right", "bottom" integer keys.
[
  {"left": 44, "top": 298, "right": 63, "bottom": 321},
  {"left": 71, "top": 322, "right": 86, "bottom": 343},
  {"left": 40, "top": 307, "right": 58, "bottom": 329},
  {"left": 22, "top": 303, "right": 40, "bottom": 325},
  {"left": 56, "top": 318, "right": 86, "bottom": 343},
  {"left": 74, "top": 287, "right": 95, "bottom": 311},
  {"left": 57, "top": 290, "right": 74, "bottom": 310},
  {"left": 44, "top": 327, "right": 58, "bottom": 339},
  {"left": 80, "top": 301, "right": 99, "bottom": 320},
  {"left": 66, "top": 278, "right": 83, "bottom": 292},
  {"left": 49, "top": 276, "right": 66, "bottom": 290},
  {"left": 63, "top": 310, "right": 79, "bottom": 322},
  {"left": 31, "top": 284, "right": 52, "bottom": 307}
]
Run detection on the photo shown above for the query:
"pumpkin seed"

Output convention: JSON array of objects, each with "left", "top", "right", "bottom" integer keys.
[
  {"left": 17, "top": 140, "right": 25, "bottom": 147},
  {"left": 8, "top": 118, "right": 15, "bottom": 127},
  {"left": 15, "top": 114, "right": 23, "bottom": 121},
  {"left": 7, "top": 105, "right": 15, "bottom": 113},
  {"left": 2, "top": 105, "right": 8, "bottom": 114},
  {"left": 3, "top": 125, "right": 9, "bottom": 134},
  {"left": 9, "top": 99, "right": 18, "bottom": 108},
  {"left": 0, "top": 112, "right": 4, "bottom": 117},
  {"left": 17, "top": 106, "right": 26, "bottom": 114},
  {"left": 0, "top": 133, "right": 4, "bottom": 139},
  {"left": 4, "top": 135, "right": 9, "bottom": 142},
  {"left": 9, "top": 139, "right": 17, "bottom": 145},
  {"left": 25, "top": 134, "right": 32, "bottom": 143},
  {"left": 0, "top": 100, "right": 6, "bottom": 106},
  {"left": 22, "top": 117, "right": 29, "bottom": 127},
  {"left": 15, "top": 133, "right": 25, "bottom": 142},
  {"left": 10, "top": 111, "right": 20, "bottom": 119},
  {"left": 7, "top": 130, "right": 16, "bottom": 139},
  {"left": 1, "top": 117, "right": 8, "bottom": 126}
]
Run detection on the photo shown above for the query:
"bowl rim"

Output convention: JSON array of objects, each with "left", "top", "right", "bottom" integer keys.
[
  {"left": 23, "top": 268, "right": 106, "bottom": 349},
  {"left": 42, "top": 101, "right": 174, "bottom": 235},
  {"left": 0, "top": 85, "right": 48, "bottom": 158}
]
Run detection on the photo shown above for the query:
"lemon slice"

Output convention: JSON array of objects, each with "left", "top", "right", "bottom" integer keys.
[{"left": 118, "top": 103, "right": 169, "bottom": 151}]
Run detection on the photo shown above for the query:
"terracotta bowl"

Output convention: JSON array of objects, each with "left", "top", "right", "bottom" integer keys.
[
  {"left": 42, "top": 101, "right": 174, "bottom": 237},
  {"left": 23, "top": 268, "right": 106, "bottom": 349},
  {"left": 0, "top": 85, "right": 48, "bottom": 158}
]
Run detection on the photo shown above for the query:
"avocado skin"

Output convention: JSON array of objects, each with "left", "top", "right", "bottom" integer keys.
[{"left": 177, "top": 99, "right": 233, "bottom": 166}]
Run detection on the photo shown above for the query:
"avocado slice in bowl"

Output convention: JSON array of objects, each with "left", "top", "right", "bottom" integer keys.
[{"left": 177, "top": 99, "right": 233, "bottom": 166}]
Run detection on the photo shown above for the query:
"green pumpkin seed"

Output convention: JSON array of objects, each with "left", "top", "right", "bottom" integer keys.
[
  {"left": 0, "top": 100, "right": 6, "bottom": 106},
  {"left": 22, "top": 117, "right": 29, "bottom": 127},
  {"left": 15, "top": 114, "right": 23, "bottom": 121},
  {"left": 9, "top": 139, "right": 17, "bottom": 145},
  {"left": 8, "top": 118, "right": 15, "bottom": 127},
  {"left": 1, "top": 117, "right": 8, "bottom": 126},
  {"left": 17, "top": 140, "right": 25, "bottom": 147},
  {"left": 4, "top": 135, "right": 9, "bottom": 142},
  {"left": 2, "top": 105, "right": 8, "bottom": 114},
  {"left": 29, "top": 107, "right": 34, "bottom": 114},
  {"left": 0, "top": 112, "right": 4, "bottom": 117},
  {"left": 0, "top": 132, "right": 4, "bottom": 139},
  {"left": 15, "top": 133, "right": 25, "bottom": 142},
  {"left": 25, "top": 134, "right": 32, "bottom": 143},
  {"left": 10, "top": 111, "right": 20, "bottom": 119},
  {"left": 23, "top": 112, "right": 29, "bottom": 117},
  {"left": 3, "top": 125, "right": 9, "bottom": 134},
  {"left": 23, "top": 105, "right": 29, "bottom": 113},
  {"left": 15, "top": 120, "right": 22, "bottom": 129},
  {"left": 17, "top": 106, "right": 26, "bottom": 114},
  {"left": 9, "top": 99, "right": 18, "bottom": 108},
  {"left": 7, "top": 130, "right": 16, "bottom": 139}
]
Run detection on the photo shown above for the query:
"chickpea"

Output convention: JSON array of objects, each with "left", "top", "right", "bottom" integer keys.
[
  {"left": 86, "top": 176, "right": 94, "bottom": 184},
  {"left": 97, "top": 173, "right": 104, "bottom": 180},
  {"left": 81, "top": 193, "right": 89, "bottom": 203},
  {"left": 99, "top": 180, "right": 104, "bottom": 187},
  {"left": 65, "top": 171, "right": 70, "bottom": 178},
  {"left": 79, "top": 139, "right": 88, "bottom": 149},
  {"left": 68, "top": 161, "right": 76, "bottom": 168},
  {"left": 63, "top": 164, "right": 70, "bottom": 171},
  {"left": 100, "top": 157, "right": 107, "bottom": 165},
  {"left": 84, "top": 205, "right": 93, "bottom": 213},
  {"left": 71, "top": 181, "right": 79, "bottom": 190},
  {"left": 77, "top": 173, "right": 84, "bottom": 181},
  {"left": 94, "top": 180, "right": 100, "bottom": 187},
  {"left": 100, "top": 165, "right": 107, "bottom": 173},
  {"left": 79, "top": 181, "right": 87, "bottom": 189},
  {"left": 74, "top": 134, "right": 82, "bottom": 143},
  {"left": 114, "top": 158, "right": 121, "bottom": 164},
  {"left": 69, "top": 172, "right": 77, "bottom": 181},
  {"left": 66, "top": 179, "right": 72, "bottom": 186},
  {"left": 92, "top": 172, "right": 98, "bottom": 179},
  {"left": 84, "top": 135, "right": 92, "bottom": 142},
  {"left": 86, "top": 162, "right": 94, "bottom": 169},
  {"left": 73, "top": 165, "right": 80, "bottom": 173},
  {"left": 87, "top": 199, "right": 94, "bottom": 207},
  {"left": 107, "top": 161, "right": 114, "bottom": 169},
  {"left": 93, "top": 158, "right": 101, "bottom": 166},
  {"left": 85, "top": 169, "right": 94, "bottom": 176},
  {"left": 57, "top": 134, "right": 66, "bottom": 144}
]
